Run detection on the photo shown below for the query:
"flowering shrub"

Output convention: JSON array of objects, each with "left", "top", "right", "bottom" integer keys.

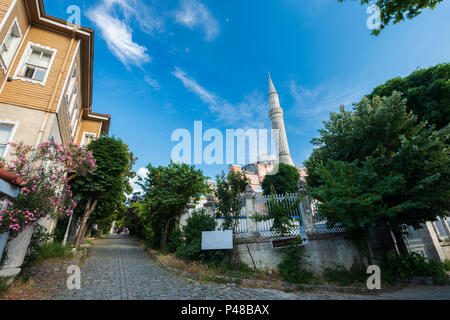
[{"left": 0, "top": 141, "right": 96, "bottom": 237}]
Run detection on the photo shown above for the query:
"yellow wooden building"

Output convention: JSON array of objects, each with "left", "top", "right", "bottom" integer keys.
[{"left": 0, "top": 0, "right": 110, "bottom": 159}]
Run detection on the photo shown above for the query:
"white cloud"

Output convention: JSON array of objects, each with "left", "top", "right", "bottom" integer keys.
[
  {"left": 172, "top": 66, "right": 217, "bottom": 104},
  {"left": 287, "top": 80, "right": 370, "bottom": 138},
  {"left": 145, "top": 76, "right": 161, "bottom": 90},
  {"left": 208, "top": 92, "right": 268, "bottom": 128},
  {"left": 87, "top": 0, "right": 163, "bottom": 67},
  {"left": 175, "top": 0, "right": 220, "bottom": 41},
  {"left": 172, "top": 67, "right": 269, "bottom": 128},
  {"left": 289, "top": 80, "right": 369, "bottom": 117},
  {"left": 129, "top": 167, "right": 149, "bottom": 193}
]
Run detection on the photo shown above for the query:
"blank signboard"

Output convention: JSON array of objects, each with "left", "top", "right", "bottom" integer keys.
[{"left": 201, "top": 230, "right": 233, "bottom": 250}]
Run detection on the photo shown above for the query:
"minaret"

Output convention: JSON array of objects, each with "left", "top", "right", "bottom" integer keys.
[{"left": 268, "top": 73, "right": 295, "bottom": 166}]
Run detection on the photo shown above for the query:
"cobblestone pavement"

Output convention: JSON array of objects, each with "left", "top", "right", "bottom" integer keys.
[{"left": 37, "top": 236, "right": 450, "bottom": 300}]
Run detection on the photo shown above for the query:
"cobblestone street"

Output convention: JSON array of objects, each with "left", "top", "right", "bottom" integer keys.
[{"left": 31, "top": 236, "right": 450, "bottom": 300}]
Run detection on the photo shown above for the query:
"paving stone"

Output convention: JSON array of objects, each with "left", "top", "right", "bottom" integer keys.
[{"left": 23, "top": 235, "right": 450, "bottom": 300}]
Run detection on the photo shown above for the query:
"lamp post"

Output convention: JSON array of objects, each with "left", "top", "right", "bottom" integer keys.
[{"left": 63, "top": 195, "right": 80, "bottom": 247}]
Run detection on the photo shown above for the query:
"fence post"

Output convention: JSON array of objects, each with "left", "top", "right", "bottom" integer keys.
[{"left": 244, "top": 185, "right": 259, "bottom": 238}]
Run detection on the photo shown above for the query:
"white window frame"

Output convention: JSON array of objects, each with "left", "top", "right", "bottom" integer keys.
[
  {"left": 81, "top": 132, "right": 96, "bottom": 146},
  {"left": 0, "top": 17, "right": 22, "bottom": 72},
  {"left": 72, "top": 65, "right": 77, "bottom": 79},
  {"left": 65, "top": 94, "right": 70, "bottom": 121},
  {"left": 68, "top": 83, "right": 78, "bottom": 117},
  {"left": 0, "top": 119, "right": 18, "bottom": 159},
  {"left": 13, "top": 41, "right": 57, "bottom": 86},
  {"left": 69, "top": 100, "right": 80, "bottom": 135}
]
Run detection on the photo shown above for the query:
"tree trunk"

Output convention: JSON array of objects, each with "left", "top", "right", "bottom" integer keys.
[
  {"left": 66, "top": 173, "right": 78, "bottom": 184},
  {"left": 245, "top": 243, "right": 257, "bottom": 270},
  {"left": 160, "top": 216, "right": 175, "bottom": 252},
  {"left": 74, "top": 197, "right": 98, "bottom": 249}
]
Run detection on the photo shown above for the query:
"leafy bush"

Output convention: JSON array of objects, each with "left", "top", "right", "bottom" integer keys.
[
  {"left": 23, "top": 224, "right": 52, "bottom": 267},
  {"left": 0, "top": 277, "right": 8, "bottom": 297},
  {"left": 28, "top": 242, "right": 72, "bottom": 266},
  {"left": 52, "top": 216, "right": 69, "bottom": 243},
  {"left": 381, "top": 253, "right": 449, "bottom": 284},
  {"left": 165, "top": 227, "right": 183, "bottom": 254},
  {"left": 444, "top": 259, "right": 450, "bottom": 272},
  {"left": 252, "top": 195, "right": 301, "bottom": 236},
  {"left": 323, "top": 262, "right": 367, "bottom": 286},
  {"left": 278, "top": 245, "right": 318, "bottom": 284},
  {"left": 176, "top": 210, "right": 224, "bottom": 264}
]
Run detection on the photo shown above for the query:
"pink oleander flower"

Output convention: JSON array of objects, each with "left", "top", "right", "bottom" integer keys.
[{"left": 1, "top": 141, "right": 97, "bottom": 238}]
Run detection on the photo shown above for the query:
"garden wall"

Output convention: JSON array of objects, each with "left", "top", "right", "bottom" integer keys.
[{"left": 237, "top": 233, "right": 363, "bottom": 274}]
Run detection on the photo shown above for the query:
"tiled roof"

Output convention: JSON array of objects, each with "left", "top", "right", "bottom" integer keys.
[{"left": 0, "top": 162, "right": 24, "bottom": 187}]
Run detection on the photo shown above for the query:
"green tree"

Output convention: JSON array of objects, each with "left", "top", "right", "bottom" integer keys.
[
  {"left": 367, "top": 63, "right": 450, "bottom": 130},
  {"left": 73, "top": 136, "right": 135, "bottom": 249},
  {"left": 305, "top": 92, "right": 450, "bottom": 246},
  {"left": 252, "top": 194, "right": 302, "bottom": 237},
  {"left": 138, "top": 161, "right": 209, "bottom": 252},
  {"left": 338, "top": 0, "right": 444, "bottom": 35},
  {"left": 215, "top": 170, "right": 249, "bottom": 263},
  {"left": 215, "top": 170, "right": 249, "bottom": 233},
  {"left": 262, "top": 163, "right": 300, "bottom": 195}
]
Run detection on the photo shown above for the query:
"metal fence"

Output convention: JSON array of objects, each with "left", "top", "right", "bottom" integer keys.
[
  {"left": 205, "top": 193, "right": 346, "bottom": 239},
  {"left": 215, "top": 216, "right": 249, "bottom": 238},
  {"left": 254, "top": 193, "right": 306, "bottom": 238},
  {"left": 309, "top": 199, "right": 346, "bottom": 234}
]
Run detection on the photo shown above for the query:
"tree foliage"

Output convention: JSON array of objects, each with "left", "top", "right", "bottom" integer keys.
[
  {"left": 176, "top": 209, "right": 223, "bottom": 264},
  {"left": 72, "top": 136, "right": 135, "bottom": 248},
  {"left": 262, "top": 163, "right": 300, "bottom": 196},
  {"left": 252, "top": 194, "right": 302, "bottom": 237},
  {"left": 215, "top": 170, "right": 249, "bottom": 233},
  {"left": 305, "top": 92, "right": 450, "bottom": 237},
  {"left": 138, "top": 161, "right": 209, "bottom": 251},
  {"left": 367, "top": 63, "right": 450, "bottom": 130},
  {"left": 338, "top": 0, "right": 444, "bottom": 35}
]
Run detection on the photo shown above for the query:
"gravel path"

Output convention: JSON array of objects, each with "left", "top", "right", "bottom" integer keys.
[{"left": 31, "top": 235, "right": 450, "bottom": 300}]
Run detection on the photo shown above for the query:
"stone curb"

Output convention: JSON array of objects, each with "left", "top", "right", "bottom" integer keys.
[{"left": 147, "top": 251, "right": 402, "bottom": 296}]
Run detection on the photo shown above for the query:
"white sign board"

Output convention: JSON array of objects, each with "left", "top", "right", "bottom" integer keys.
[{"left": 201, "top": 230, "right": 233, "bottom": 250}]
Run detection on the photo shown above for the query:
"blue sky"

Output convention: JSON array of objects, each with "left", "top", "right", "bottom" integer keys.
[{"left": 45, "top": 0, "right": 450, "bottom": 189}]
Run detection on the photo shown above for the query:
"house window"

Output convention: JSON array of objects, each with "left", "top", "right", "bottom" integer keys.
[
  {"left": 71, "top": 111, "right": 80, "bottom": 138},
  {"left": 0, "top": 124, "right": 13, "bottom": 158},
  {"left": 70, "top": 101, "right": 79, "bottom": 136},
  {"left": 67, "top": 84, "right": 79, "bottom": 121},
  {"left": 65, "top": 94, "right": 70, "bottom": 118},
  {"left": 81, "top": 132, "right": 96, "bottom": 146},
  {"left": 0, "top": 19, "right": 22, "bottom": 70},
  {"left": 14, "top": 42, "right": 57, "bottom": 85},
  {"left": 72, "top": 65, "right": 77, "bottom": 79},
  {"left": 435, "top": 219, "right": 449, "bottom": 240}
]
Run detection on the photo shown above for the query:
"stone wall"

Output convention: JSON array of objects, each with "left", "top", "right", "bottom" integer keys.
[
  {"left": 237, "top": 233, "right": 363, "bottom": 274},
  {"left": 233, "top": 188, "right": 364, "bottom": 274}
]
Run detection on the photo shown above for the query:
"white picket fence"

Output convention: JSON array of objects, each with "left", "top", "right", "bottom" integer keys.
[{"left": 197, "top": 193, "right": 346, "bottom": 239}]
